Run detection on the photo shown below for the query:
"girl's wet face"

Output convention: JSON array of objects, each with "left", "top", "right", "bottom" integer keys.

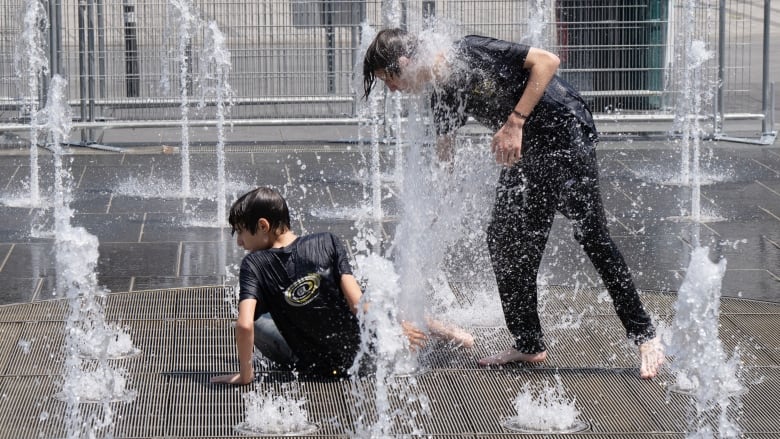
[
  {"left": 374, "top": 56, "right": 423, "bottom": 93},
  {"left": 375, "top": 68, "right": 407, "bottom": 93}
]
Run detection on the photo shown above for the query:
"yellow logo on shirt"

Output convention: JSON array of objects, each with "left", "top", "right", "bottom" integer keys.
[
  {"left": 472, "top": 77, "right": 496, "bottom": 97},
  {"left": 284, "top": 274, "right": 321, "bottom": 306}
]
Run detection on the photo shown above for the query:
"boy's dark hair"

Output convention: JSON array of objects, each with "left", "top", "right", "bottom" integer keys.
[
  {"left": 362, "top": 28, "right": 418, "bottom": 99},
  {"left": 228, "top": 187, "right": 291, "bottom": 236}
]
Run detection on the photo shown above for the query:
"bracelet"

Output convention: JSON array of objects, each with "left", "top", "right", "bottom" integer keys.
[{"left": 512, "top": 110, "right": 529, "bottom": 120}]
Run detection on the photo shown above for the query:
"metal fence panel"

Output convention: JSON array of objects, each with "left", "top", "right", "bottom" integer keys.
[{"left": 0, "top": 0, "right": 772, "bottom": 140}]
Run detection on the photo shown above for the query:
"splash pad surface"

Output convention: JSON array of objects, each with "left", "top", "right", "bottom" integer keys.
[
  {"left": 0, "top": 138, "right": 779, "bottom": 437},
  {"left": 0, "top": 285, "right": 778, "bottom": 437}
]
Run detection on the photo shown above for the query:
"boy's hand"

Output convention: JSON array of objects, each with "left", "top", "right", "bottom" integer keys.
[
  {"left": 401, "top": 320, "right": 428, "bottom": 350},
  {"left": 210, "top": 372, "right": 254, "bottom": 385}
]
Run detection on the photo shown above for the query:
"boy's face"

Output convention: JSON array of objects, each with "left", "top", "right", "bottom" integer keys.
[{"left": 234, "top": 222, "right": 272, "bottom": 252}]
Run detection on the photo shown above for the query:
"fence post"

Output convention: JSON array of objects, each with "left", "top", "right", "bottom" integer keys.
[
  {"left": 87, "top": 0, "right": 96, "bottom": 141},
  {"left": 325, "top": 1, "right": 335, "bottom": 94},
  {"left": 97, "top": 0, "right": 106, "bottom": 99},
  {"left": 716, "top": 0, "right": 725, "bottom": 134},
  {"left": 123, "top": 0, "right": 139, "bottom": 97},
  {"left": 78, "top": 0, "right": 88, "bottom": 142},
  {"left": 48, "top": 0, "right": 61, "bottom": 78},
  {"left": 761, "top": 0, "right": 772, "bottom": 136}
]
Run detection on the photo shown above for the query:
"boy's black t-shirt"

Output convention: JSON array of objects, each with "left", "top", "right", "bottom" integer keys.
[
  {"left": 431, "top": 35, "right": 597, "bottom": 150},
  {"left": 238, "top": 232, "right": 360, "bottom": 376}
]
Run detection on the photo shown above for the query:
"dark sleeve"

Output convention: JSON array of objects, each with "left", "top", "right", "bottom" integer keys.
[
  {"left": 330, "top": 234, "right": 353, "bottom": 276},
  {"left": 466, "top": 35, "right": 529, "bottom": 73},
  {"left": 238, "top": 255, "right": 269, "bottom": 315},
  {"left": 431, "top": 36, "right": 530, "bottom": 136}
]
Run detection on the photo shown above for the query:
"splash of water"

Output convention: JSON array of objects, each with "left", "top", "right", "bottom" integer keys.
[
  {"left": 523, "top": 0, "right": 550, "bottom": 48},
  {"left": 57, "top": 363, "right": 137, "bottom": 404},
  {"left": 674, "top": 0, "right": 715, "bottom": 227},
  {"left": 349, "top": 254, "right": 430, "bottom": 438},
  {"left": 235, "top": 384, "right": 317, "bottom": 435},
  {"left": 351, "top": 24, "right": 385, "bottom": 253},
  {"left": 666, "top": 4, "right": 742, "bottom": 436},
  {"left": 114, "top": 175, "right": 251, "bottom": 200},
  {"left": 201, "top": 20, "right": 233, "bottom": 227},
  {"left": 666, "top": 246, "right": 742, "bottom": 438},
  {"left": 502, "top": 375, "right": 587, "bottom": 433},
  {"left": 382, "top": 0, "right": 403, "bottom": 27},
  {"left": 14, "top": 0, "right": 48, "bottom": 207},
  {"left": 169, "top": 0, "right": 199, "bottom": 197},
  {"left": 38, "top": 75, "right": 138, "bottom": 438}
]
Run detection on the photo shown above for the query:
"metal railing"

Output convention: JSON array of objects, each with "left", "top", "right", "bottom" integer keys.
[{"left": 0, "top": 0, "right": 774, "bottom": 144}]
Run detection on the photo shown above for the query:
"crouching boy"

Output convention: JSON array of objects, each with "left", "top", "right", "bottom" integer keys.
[{"left": 211, "top": 187, "right": 473, "bottom": 384}]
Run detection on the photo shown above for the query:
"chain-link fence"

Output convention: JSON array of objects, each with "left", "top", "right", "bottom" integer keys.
[{"left": 0, "top": 0, "right": 774, "bottom": 143}]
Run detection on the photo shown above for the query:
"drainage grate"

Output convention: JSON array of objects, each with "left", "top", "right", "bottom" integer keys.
[
  {"left": 723, "top": 314, "right": 780, "bottom": 364},
  {"left": 717, "top": 316, "right": 779, "bottom": 367},
  {"left": 0, "top": 375, "right": 64, "bottom": 439},
  {"left": 0, "top": 303, "right": 30, "bottom": 322},
  {"left": 27, "top": 298, "right": 68, "bottom": 321},
  {"left": 111, "top": 373, "right": 169, "bottom": 438},
  {"left": 165, "top": 373, "right": 244, "bottom": 437},
  {"left": 113, "top": 320, "right": 175, "bottom": 374},
  {"left": 174, "top": 285, "right": 236, "bottom": 320},
  {"left": 0, "top": 323, "right": 23, "bottom": 373},
  {"left": 738, "top": 368, "right": 780, "bottom": 432},
  {"left": 170, "top": 318, "right": 236, "bottom": 373},
  {"left": 104, "top": 289, "right": 180, "bottom": 321},
  {"left": 413, "top": 371, "right": 490, "bottom": 434},
  {"left": 652, "top": 313, "right": 779, "bottom": 368},
  {"left": 721, "top": 298, "right": 780, "bottom": 314},
  {"left": 5, "top": 321, "right": 65, "bottom": 376},
  {"left": 0, "top": 286, "right": 777, "bottom": 438}
]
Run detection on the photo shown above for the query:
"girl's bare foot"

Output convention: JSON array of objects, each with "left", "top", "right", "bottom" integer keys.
[
  {"left": 478, "top": 348, "right": 547, "bottom": 366},
  {"left": 639, "top": 337, "right": 665, "bottom": 379},
  {"left": 426, "top": 318, "right": 475, "bottom": 348}
]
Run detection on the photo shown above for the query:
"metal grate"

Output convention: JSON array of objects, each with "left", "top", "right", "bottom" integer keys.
[
  {"left": 720, "top": 298, "right": 780, "bottom": 315},
  {"left": 4, "top": 320, "right": 65, "bottom": 377},
  {"left": 0, "top": 322, "right": 23, "bottom": 371},
  {"left": 112, "top": 320, "right": 175, "bottom": 375},
  {"left": 0, "top": 286, "right": 776, "bottom": 438},
  {"left": 0, "top": 303, "right": 30, "bottom": 322},
  {"left": 104, "top": 289, "right": 181, "bottom": 320},
  {"left": 175, "top": 285, "right": 235, "bottom": 320},
  {"left": 26, "top": 298, "right": 69, "bottom": 322},
  {"left": 723, "top": 314, "right": 780, "bottom": 365}
]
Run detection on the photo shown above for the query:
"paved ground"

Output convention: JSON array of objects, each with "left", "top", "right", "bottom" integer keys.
[
  {"left": 1, "top": 127, "right": 778, "bottom": 305},
  {"left": 0, "top": 126, "right": 778, "bottom": 438}
]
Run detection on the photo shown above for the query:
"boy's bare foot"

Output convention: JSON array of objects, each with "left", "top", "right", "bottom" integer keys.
[
  {"left": 639, "top": 337, "right": 665, "bottom": 379},
  {"left": 478, "top": 348, "right": 547, "bottom": 366},
  {"left": 426, "top": 319, "right": 475, "bottom": 348}
]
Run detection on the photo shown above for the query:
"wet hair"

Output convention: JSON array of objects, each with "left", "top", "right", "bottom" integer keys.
[
  {"left": 228, "top": 187, "right": 291, "bottom": 236},
  {"left": 362, "top": 28, "right": 418, "bottom": 99}
]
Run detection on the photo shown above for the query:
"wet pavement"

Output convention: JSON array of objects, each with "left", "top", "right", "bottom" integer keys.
[
  {"left": 0, "top": 128, "right": 778, "bottom": 305},
  {"left": 0, "top": 126, "right": 779, "bottom": 438}
]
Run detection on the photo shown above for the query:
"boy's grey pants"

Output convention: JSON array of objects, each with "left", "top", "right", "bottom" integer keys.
[{"left": 253, "top": 314, "right": 297, "bottom": 366}]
